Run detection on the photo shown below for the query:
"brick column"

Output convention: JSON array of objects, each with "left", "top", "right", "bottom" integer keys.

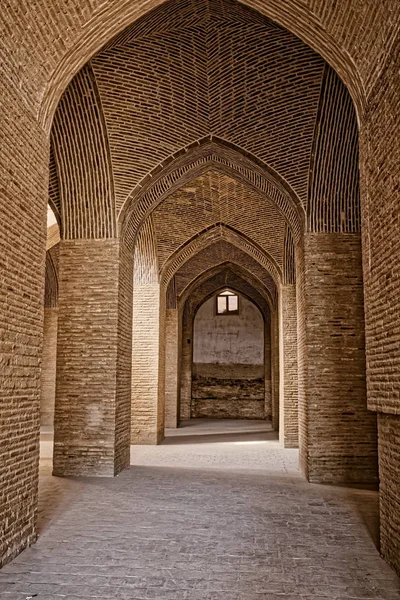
[
  {"left": 297, "top": 233, "right": 378, "bottom": 484},
  {"left": 264, "top": 320, "right": 272, "bottom": 419},
  {"left": 40, "top": 308, "right": 58, "bottom": 426},
  {"left": 377, "top": 415, "right": 400, "bottom": 574},
  {"left": 53, "top": 239, "right": 132, "bottom": 477},
  {"left": 0, "top": 102, "right": 47, "bottom": 566},
  {"left": 180, "top": 312, "right": 193, "bottom": 420},
  {"left": 279, "top": 284, "right": 299, "bottom": 447},
  {"left": 131, "top": 283, "right": 165, "bottom": 444},
  {"left": 270, "top": 312, "right": 280, "bottom": 430},
  {"left": 164, "top": 308, "right": 180, "bottom": 428}
]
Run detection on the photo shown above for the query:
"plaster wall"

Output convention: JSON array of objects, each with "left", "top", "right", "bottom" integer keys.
[{"left": 192, "top": 295, "right": 265, "bottom": 419}]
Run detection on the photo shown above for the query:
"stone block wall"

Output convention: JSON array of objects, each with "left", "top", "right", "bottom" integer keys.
[{"left": 297, "top": 233, "right": 378, "bottom": 484}]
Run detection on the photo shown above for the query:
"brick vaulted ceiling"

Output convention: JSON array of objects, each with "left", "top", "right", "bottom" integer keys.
[
  {"left": 91, "top": 0, "right": 325, "bottom": 211},
  {"left": 151, "top": 170, "right": 286, "bottom": 271},
  {"left": 50, "top": 0, "right": 359, "bottom": 261}
]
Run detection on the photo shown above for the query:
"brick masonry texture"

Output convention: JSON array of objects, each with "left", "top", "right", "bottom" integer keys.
[
  {"left": 53, "top": 239, "right": 131, "bottom": 477},
  {"left": 131, "top": 283, "right": 164, "bottom": 445},
  {"left": 2, "top": 0, "right": 400, "bottom": 577},
  {"left": 0, "top": 75, "right": 48, "bottom": 567},
  {"left": 178, "top": 269, "right": 272, "bottom": 423},
  {"left": 164, "top": 309, "right": 180, "bottom": 428},
  {"left": 40, "top": 308, "right": 58, "bottom": 426},
  {"left": 51, "top": 64, "right": 116, "bottom": 240},
  {"left": 279, "top": 285, "right": 299, "bottom": 448},
  {"left": 91, "top": 0, "right": 325, "bottom": 211},
  {"left": 298, "top": 233, "right": 378, "bottom": 484},
  {"left": 152, "top": 170, "right": 286, "bottom": 272},
  {"left": 2, "top": 443, "right": 400, "bottom": 599},
  {"left": 172, "top": 239, "right": 278, "bottom": 309},
  {"left": 378, "top": 413, "right": 400, "bottom": 574}
]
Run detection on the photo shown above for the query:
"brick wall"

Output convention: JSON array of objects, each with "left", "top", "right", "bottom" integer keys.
[
  {"left": 279, "top": 284, "right": 298, "bottom": 447},
  {"left": 131, "top": 283, "right": 165, "bottom": 443},
  {"left": 0, "top": 82, "right": 48, "bottom": 567},
  {"left": 180, "top": 307, "right": 193, "bottom": 421},
  {"left": 270, "top": 312, "right": 280, "bottom": 431},
  {"left": 114, "top": 242, "right": 133, "bottom": 472},
  {"left": 2, "top": 0, "right": 400, "bottom": 573},
  {"left": 362, "top": 35, "right": 400, "bottom": 575},
  {"left": 297, "top": 233, "right": 378, "bottom": 484},
  {"left": 40, "top": 308, "right": 58, "bottom": 426},
  {"left": 164, "top": 309, "right": 180, "bottom": 428},
  {"left": 378, "top": 414, "right": 400, "bottom": 575},
  {"left": 264, "top": 322, "right": 272, "bottom": 419}
]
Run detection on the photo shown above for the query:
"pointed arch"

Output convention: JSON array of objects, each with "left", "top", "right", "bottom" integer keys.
[
  {"left": 51, "top": 63, "right": 116, "bottom": 239},
  {"left": 179, "top": 261, "right": 274, "bottom": 313},
  {"left": 39, "top": 0, "right": 365, "bottom": 133},
  {"left": 160, "top": 223, "right": 281, "bottom": 291},
  {"left": 120, "top": 137, "right": 304, "bottom": 248}
]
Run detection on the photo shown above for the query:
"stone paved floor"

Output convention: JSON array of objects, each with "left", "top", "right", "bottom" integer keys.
[{"left": 1, "top": 419, "right": 400, "bottom": 599}]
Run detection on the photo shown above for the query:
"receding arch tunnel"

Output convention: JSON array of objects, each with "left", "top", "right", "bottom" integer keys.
[{"left": 2, "top": 0, "right": 400, "bottom": 589}]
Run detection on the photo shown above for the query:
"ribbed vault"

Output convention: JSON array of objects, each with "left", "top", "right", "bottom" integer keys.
[
  {"left": 49, "top": 0, "right": 360, "bottom": 248},
  {"left": 179, "top": 263, "right": 273, "bottom": 316},
  {"left": 185, "top": 273, "right": 271, "bottom": 327},
  {"left": 39, "top": 0, "right": 369, "bottom": 133},
  {"left": 160, "top": 224, "right": 280, "bottom": 293},
  {"left": 121, "top": 138, "right": 304, "bottom": 248},
  {"left": 151, "top": 169, "right": 287, "bottom": 272},
  {"left": 167, "top": 237, "right": 278, "bottom": 308}
]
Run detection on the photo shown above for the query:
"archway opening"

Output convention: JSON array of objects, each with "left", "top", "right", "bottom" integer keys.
[{"left": 191, "top": 290, "right": 266, "bottom": 421}]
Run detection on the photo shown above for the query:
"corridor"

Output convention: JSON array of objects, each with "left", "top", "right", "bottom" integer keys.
[{"left": 0, "top": 420, "right": 399, "bottom": 599}]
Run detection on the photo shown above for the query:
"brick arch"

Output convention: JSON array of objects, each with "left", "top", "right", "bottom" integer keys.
[
  {"left": 48, "top": 143, "right": 62, "bottom": 227},
  {"left": 190, "top": 280, "right": 270, "bottom": 331},
  {"left": 51, "top": 63, "right": 116, "bottom": 239},
  {"left": 164, "top": 241, "right": 278, "bottom": 310},
  {"left": 179, "top": 262, "right": 274, "bottom": 315},
  {"left": 121, "top": 138, "right": 303, "bottom": 249},
  {"left": 44, "top": 244, "right": 60, "bottom": 309},
  {"left": 160, "top": 223, "right": 281, "bottom": 291},
  {"left": 38, "top": 0, "right": 365, "bottom": 133}
]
